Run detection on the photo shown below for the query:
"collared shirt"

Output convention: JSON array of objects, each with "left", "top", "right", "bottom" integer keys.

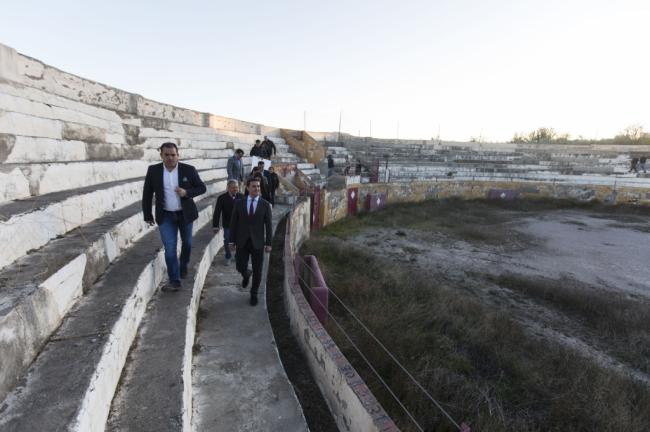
[
  {"left": 163, "top": 165, "right": 182, "bottom": 211},
  {"left": 246, "top": 195, "right": 259, "bottom": 215}
]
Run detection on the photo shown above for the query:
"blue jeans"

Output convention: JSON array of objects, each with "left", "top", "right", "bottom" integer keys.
[
  {"left": 159, "top": 211, "right": 193, "bottom": 282},
  {"left": 222, "top": 227, "right": 232, "bottom": 259}
]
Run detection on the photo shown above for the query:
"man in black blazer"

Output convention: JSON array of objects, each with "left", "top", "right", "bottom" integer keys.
[
  {"left": 142, "top": 142, "right": 206, "bottom": 291},
  {"left": 212, "top": 180, "right": 243, "bottom": 266},
  {"left": 229, "top": 177, "right": 273, "bottom": 306}
]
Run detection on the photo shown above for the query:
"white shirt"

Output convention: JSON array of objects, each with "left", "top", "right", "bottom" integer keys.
[
  {"left": 246, "top": 195, "right": 259, "bottom": 215},
  {"left": 163, "top": 165, "right": 182, "bottom": 211}
]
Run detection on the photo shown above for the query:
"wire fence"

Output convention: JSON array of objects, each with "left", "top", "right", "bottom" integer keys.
[{"left": 293, "top": 252, "right": 470, "bottom": 432}]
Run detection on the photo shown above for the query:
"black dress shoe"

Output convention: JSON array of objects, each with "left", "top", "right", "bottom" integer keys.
[
  {"left": 180, "top": 268, "right": 188, "bottom": 279},
  {"left": 242, "top": 270, "right": 252, "bottom": 288},
  {"left": 249, "top": 294, "right": 258, "bottom": 306}
]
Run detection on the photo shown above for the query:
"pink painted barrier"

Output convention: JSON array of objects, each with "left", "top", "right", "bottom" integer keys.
[{"left": 303, "top": 255, "right": 329, "bottom": 325}]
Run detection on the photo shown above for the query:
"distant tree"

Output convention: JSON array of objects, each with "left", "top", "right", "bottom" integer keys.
[
  {"left": 512, "top": 133, "right": 527, "bottom": 143},
  {"left": 621, "top": 124, "right": 645, "bottom": 142},
  {"left": 511, "top": 125, "right": 649, "bottom": 145},
  {"left": 613, "top": 124, "right": 650, "bottom": 145},
  {"left": 528, "top": 127, "right": 557, "bottom": 143}
]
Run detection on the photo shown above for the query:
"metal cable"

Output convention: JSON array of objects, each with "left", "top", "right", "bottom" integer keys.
[
  {"left": 298, "top": 255, "right": 463, "bottom": 431},
  {"left": 293, "top": 270, "right": 426, "bottom": 432}
]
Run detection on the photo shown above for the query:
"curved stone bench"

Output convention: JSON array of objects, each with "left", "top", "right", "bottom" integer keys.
[
  {"left": 0, "top": 180, "right": 226, "bottom": 402},
  {"left": 0, "top": 201, "right": 217, "bottom": 432}
]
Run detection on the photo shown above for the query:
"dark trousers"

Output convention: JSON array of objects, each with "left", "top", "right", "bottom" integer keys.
[{"left": 235, "top": 238, "right": 264, "bottom": 295}]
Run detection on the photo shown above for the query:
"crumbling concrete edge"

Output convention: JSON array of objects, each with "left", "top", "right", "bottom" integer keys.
[
  {"left": 70, "top": 206, "right": 214, "bottom": 431},
  {"left": 283, "top": 198, "right": 400, "bottom": 432},
  {"left": 181, "top": 230, "right": 222, "bottom": 431}
]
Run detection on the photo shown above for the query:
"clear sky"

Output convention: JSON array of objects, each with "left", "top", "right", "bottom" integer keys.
[{"left": 1, "top": 0, "right": 648, "bottom": 141}]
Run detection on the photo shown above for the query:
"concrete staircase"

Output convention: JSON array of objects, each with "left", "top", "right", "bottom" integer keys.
[
  {"left": 0, "top": 42, "right": 307, "bottom": 431},
  {"left": 315, "top": 133, "right": 650, "bottom": 183}
]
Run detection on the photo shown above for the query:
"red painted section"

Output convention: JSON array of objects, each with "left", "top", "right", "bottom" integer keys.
[
  {"left": 347, "top": 187, "right": 358, "bottom": 216},
  {"left": 365, "top": 192, "right": 387, "bottom": 212},
  {"left": 304, "top": 255, "right": 329, "bottom": 324},
  {"left": 308, "top": 286, "right": 328, "bottom": 325}
]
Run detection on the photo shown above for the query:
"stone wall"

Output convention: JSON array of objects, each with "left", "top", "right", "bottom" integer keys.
[
  {"left": 284, "top": 198, "right": 399, "bottom": 432},
  {"left": 320, "top": 179, "right": 650, "bottom": 227},
  {"left": 0, "top": 42, "right": 285, "bottom": 203}
]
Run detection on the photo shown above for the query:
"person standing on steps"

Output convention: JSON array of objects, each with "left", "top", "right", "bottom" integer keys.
[
  {"left": 212, "top": 180, "right": 243, "bottom": 266},
  {"left": 229, "top": 177, "right": 273, "bottom": 306},
  {"left": 266, "top": 166, "right": 280, "bottom": 205},
  {"left": 250, "top": 140, "right": 267, "bottom": 158},
  {"left": 327, "top": 154, "right": 335, "bottom": 177},
  {"left": 227, "top": 148, "right": 245, "bottom": 184},
  {"left": 261, "top": 136, "right": 277, "bottom": 158},
  {"left": 142, "top": 142, "right": 206, "bottom": 291}
]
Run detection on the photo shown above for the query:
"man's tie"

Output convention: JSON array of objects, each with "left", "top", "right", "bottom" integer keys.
[{"left": 248, "top": 199, "right": 254, "bottom": 221}]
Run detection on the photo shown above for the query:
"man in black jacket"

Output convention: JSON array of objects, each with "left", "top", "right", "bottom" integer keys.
[
  {"left": 229, "top": 177, "right": 273, "bottom": 306},
  {"left": 142, "top": 142, "right": 206, "bottom": 290},
  {"left": 261, "top": 136, "right": 276, "bottom": 157},
  {"left": 250, "top": 140, "right": 268, "bottom": 158},
  {"left": 212, "top": 180, "right": 243, "bottom": 265}
]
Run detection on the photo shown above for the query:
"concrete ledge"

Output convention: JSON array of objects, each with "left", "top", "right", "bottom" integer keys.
[
  {"left": 0, "top": 168, "right": 225, "bottom": 270},
  {"left": 106, "top": 226, "right": 222, "bottom": 432},
  {"left": 73, "top": 204, "right": 215, "bottom": 432},
  {"left": 283, "top": 199, "right": 399, "bottom": 432},
  {"left": 0, "top": 203, "right": 214, "bottom": 431},
  {"left": 0, "top": 183, "right": 225, "bottom": 403}
]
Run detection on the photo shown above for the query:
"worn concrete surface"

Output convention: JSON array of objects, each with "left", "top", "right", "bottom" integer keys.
[
  {"left": 0, "top": 188, "right": 224, "bottom": 404},
  {"left": 0, "top": 202, "right": 214, "bottom": 431},
  {"left": 192, "top": 204, "right": 308, "bottom": 432},
  {"left": 0, "top": 168, "right": 224, "bottom": 271},
  {"left": 106, "top": 224, "right": 221, "bottom": 432}
]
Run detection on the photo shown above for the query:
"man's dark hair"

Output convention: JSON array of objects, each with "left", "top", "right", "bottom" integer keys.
[
  {"left": 257, "top": 161, "right": 265, "bottom": 166},
  {"left": 246, "top": 177, "right": 261, "bottom": 187},
  {"left": 255, "top": 139, "right": 261, "bottom": 144},
  {"left": 159, "top": 142, "right": 178, "bottom": 152},
  {"left": 235, "top": 148, "right": 244, "bottom": 155}
]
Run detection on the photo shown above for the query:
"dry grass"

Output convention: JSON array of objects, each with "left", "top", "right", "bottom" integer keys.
[
  {"left": 302, "top": 199, "right": 650, "bottom": 431},
  {"left": 493, "top": 274, "right": 650, "bottom": 374}
]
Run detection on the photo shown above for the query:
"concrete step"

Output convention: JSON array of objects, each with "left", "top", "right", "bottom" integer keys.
[
  {"left": 0, "top": 158, "right": 226, "bottom": 203},
  {"left": 0, "top": 181, "right": 226, "bottom": 403},
  {"left": 106, "top": 224, "right": 222, "bottom": 432},
  {"left": 0, "top": 168, "right": 226, "bottom": 271},
  {"left": 191, "top": 205, "right": 308, "bottom": 431},
  {"left": 296, "top": 163, "right": 314, "bottom": 170},
  {"left": 0, "top": 201, "right": 216, "bottom": 432}
]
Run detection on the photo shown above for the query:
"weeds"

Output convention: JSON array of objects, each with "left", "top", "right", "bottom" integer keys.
[
  {"left": 302, "top": 228, "right": 650, "bottom": 432},
  {"left": 493, "top": 273, "right": 650, "bottom": 374}
]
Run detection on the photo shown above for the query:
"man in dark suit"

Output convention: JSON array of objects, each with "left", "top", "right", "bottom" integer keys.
[
  {"left": 229, "top": 177, "right": 273, "bottom": 306},
  {"left": 142, "top": 142, "right": 206, "bottom": 291},
  {"left": 212, "top": 180, "right": 243, "bottom": 266}
]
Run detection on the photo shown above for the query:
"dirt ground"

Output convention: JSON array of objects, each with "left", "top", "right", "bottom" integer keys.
[{"left": 349, "top": 207, "right": 650, "bottom": 384}]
